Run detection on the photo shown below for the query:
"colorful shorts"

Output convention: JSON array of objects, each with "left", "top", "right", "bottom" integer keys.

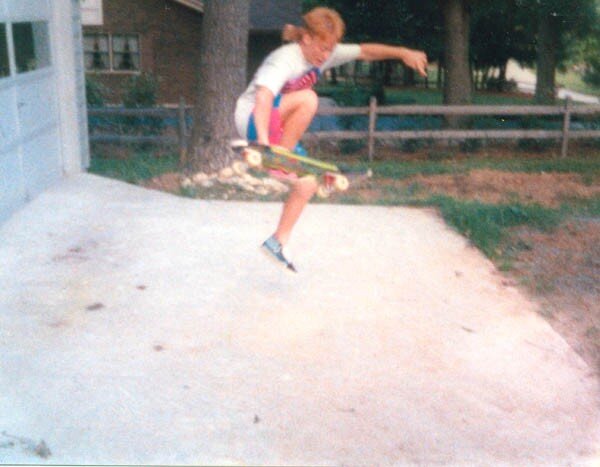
[{"left": 247, "top": 94, "right": 284, "bottom": 145}]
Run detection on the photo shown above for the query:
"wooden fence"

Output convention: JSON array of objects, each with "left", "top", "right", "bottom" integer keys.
[
  {"left": 88, "top": 96, "right": 600, "bottom": 161},
  {"left": 87, "top": 97, "right": 192, "bottom": 162}
]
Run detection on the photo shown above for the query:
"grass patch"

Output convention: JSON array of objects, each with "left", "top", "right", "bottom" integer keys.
[
  {"left": 88, "top": 149, "right": 179, "bottom": 184},
  {"left": 427, "top": 196, "right": 561, "bottom": 259},
  {"left": 370, "top": 155, "right": 600, "bottom": 180},
  {"left": 316, "top": 85, "right": 536, "bottom": 106},
  {"left": 371, "top": 160, "right": 463, "bottom": 179}
]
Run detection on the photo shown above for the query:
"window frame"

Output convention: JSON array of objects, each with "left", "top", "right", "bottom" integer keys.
[
  {"left": 12, "top": 21, "right": 51, "bottom": 74},
  {"left": 83, "top": 32, "right": 141, "bottom": 74},
  {"left": 0, "top": 20, "right": 52, "bottom": 80}
]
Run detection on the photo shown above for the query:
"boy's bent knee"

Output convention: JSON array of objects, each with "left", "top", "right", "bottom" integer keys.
[
  {"left": 281, "top": 89, "right": 319, "bottom": 114},
  {"left": 301, "top": 89, "right": 319, "bottom": 113}
]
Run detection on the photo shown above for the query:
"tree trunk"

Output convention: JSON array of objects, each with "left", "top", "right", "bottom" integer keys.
[
  {"left": 187, "top": 0, "right": 250, "bottom": 173},
  {"left": 443, "top": 0, "right": 472, "bottom": 128},
  {"left": 535, "top": 11, "right": 557, "bottom": 104}
]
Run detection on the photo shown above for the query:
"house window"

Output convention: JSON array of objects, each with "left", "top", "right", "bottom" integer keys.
[
  {"left": 84, "top": 33, "right": 140, "bottom": 72},
  {"left": 84, "top": 33, "right": 109, "bottom": 71},
  {"left": 12, "top": 21, "right": 51, "bottom": 73},
  {"left": 0, "top": 24, "right": 9, "bottom": 77},
  {"left": 112, "top": 35, "right": 140, "bottom": 71}
]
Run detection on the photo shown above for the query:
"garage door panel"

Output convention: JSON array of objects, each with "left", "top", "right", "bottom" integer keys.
[
  {"left": 16, "top": 74, "right": 57, "bottom": 138},
  {"left": 0, "top": 85, "right": 18, "bottom": 149},
  {"left": 21, "top": 128, "right": 61, "bottom": 200},
  {"left": 0, "top": 0, "right": 73, "bottom": 224},
  {"left": 0, "top": 149, "right": 25, "bottom": 221}
]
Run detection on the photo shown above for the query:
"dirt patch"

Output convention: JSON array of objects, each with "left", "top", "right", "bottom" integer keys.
[
  {"left": 142, "top": 172, "right": 182, "bottom": 194},
  {"left": 403, "top": 169, "right": 600, "bottom": 208},
  {"left": 510, "top": 220, "right": 600, "bottom": 373}
]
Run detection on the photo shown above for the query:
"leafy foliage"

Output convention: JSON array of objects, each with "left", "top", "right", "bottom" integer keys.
[
  {"left": 302, "top": 0, "right": 600, "bottom": 94},
  {"left": 122, "top": 72, "right": 159, "bottom": 108},
  {"left": 85, "top": 75, "right": 107, "bottom": 108}
]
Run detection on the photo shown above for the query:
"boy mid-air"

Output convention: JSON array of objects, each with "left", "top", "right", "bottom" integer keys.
[{"left": 235, "top": 7, "right": 428, "bottom": 272}]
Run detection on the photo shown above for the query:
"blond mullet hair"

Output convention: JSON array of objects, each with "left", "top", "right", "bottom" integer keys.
[{"left": 282, "top": 7, "right": 345, "bottom": 43}]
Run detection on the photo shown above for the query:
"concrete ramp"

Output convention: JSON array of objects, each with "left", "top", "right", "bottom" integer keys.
[{"left": 1, "top": 174, "right": 598, "bottom": 465}]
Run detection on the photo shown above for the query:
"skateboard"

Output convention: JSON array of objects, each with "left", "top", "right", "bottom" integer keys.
[{"left": 230, "top": 140, "right": 371, "bottom": 198}]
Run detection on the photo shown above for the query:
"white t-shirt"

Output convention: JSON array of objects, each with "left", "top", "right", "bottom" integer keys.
[{"left": 235, "top": 42, "right": 361, "bottom": 138}]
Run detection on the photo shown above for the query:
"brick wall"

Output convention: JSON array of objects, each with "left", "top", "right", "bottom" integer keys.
[{"left": 84, "top": 0, "right": 202, "bottom": 105}]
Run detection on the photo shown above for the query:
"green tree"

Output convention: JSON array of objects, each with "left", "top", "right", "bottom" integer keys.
[
  {"left": 470, "top": 0, "right": 534, "bottom": 90},
  {"left": 303, "top": 0, "right": 441, "bottom": 87},
  {"left": 581, "top": 33, "right": 600, "bottom": 87},
  {"left": 571, "top": 0, "right": 600, "bottom": 87},
  {"left": 516, "top": 0, "right": 598, "bottom": 103}
]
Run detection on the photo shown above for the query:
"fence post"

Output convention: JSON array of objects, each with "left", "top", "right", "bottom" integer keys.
[
  {"left": 561, "top": 97, "right": 572, "bottom": 158},
  {"left": 178, "top": 96, "right": 188, "bottom": 165},
  {"left": 368, "top": 96, "right": 377, "bottom": 163}
]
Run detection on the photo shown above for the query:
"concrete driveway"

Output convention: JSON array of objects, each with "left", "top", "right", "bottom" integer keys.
[{"left": 1, "top": 174, "right": 599, "bottom": 465}]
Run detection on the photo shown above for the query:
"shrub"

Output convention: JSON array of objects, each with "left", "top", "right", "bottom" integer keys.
[
  {"left": 85, "top": 75, "right": 107, "bottom": 108},
  {"left": 122, "top": 72, "right": 159, "bottom": 108},
  {"left": 120, "top": 73, "right": 163, "bottom": 138}
]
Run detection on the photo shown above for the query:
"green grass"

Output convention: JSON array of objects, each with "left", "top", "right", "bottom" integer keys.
[
  {"left": 370, "top": 154, "right": 600, "bottom": 180},
  {"left": 384, "top": 88, "right": 535, "bottom": 106},
  {"left": 88, "top": 149, "right": 179, "bottom": 184},
  {"left": 427, "top": 196, "right": 561, "bottom": 259},
  {"left": 316, "top": 85, "right": 536, "bottom": 106}
]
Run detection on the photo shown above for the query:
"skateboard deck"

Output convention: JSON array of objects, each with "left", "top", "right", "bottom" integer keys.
[{"left": 230, "top": 140, "right": 371, "bottom": 198}]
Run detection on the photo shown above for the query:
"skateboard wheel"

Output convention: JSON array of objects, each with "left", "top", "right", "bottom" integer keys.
[
  {"left": 232, "top": 160, "right": 247, "bottom": 175},
  {"left": 317, "top": 185, "right": 331, "bottom": 198},
  {"left": 244, "top": 148, "right": 262, "bottom": 168},
  {"left": 230, "top": 138, "right": 249, "bottom": 149},
  {"left": 334, "top": 174, "right": 349, "bottom": 191}
]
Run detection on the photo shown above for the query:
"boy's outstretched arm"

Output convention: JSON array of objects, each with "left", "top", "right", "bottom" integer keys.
[{"left": 358, "top": 43, "right": 428, "bottom": 77}]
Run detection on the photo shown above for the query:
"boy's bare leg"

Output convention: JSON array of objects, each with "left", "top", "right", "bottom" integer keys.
[
  {"left": 274, "top": 176, "right": 318, "bottom": 246},
  {"left": 272, "top": 89, "right": 319, "bottom": 245}
]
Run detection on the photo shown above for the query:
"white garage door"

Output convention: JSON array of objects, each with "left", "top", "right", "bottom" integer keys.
[{"left": 0, "top": 0, "right": 61, "bottom": 221}]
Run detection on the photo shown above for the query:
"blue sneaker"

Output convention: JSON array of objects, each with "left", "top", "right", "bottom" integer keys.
[
  {"left": 293, "top": 143, "right": 308, "bottom": 156},
  {"left": 261, "top": 235, "right": 297, "bottom": 272}
]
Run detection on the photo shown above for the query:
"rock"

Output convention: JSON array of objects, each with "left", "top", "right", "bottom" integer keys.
[
  {"left": 192, "top": 172, "right": 209, "bottom": 183},
  {"left": 219, "top": 167, "right": 234, "bottom": 179}
]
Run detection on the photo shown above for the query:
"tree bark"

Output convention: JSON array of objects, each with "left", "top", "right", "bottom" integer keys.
[
  {"left": 187, "top": 0, "right": 250, "bottom": 173},
  {"left": 535, "top": 11, "right": 557, "bottom": 104},
  {"left": 443, "top": 0, "right": 472, "bottom": 128}
]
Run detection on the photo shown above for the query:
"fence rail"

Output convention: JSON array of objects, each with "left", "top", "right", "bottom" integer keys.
[
  {"left": 312, "top": 97, "right": 600, "bottom": 160},
  {"left": 88, "top": 97, "right": 192, "bottom": 162},
  {"left": 87, "top": 96, "right": 600, "bottom": 161}
]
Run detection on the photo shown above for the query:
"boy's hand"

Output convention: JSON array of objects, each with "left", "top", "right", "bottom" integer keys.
[{"left": 403, "top": 49, "right": 428, "bottom": 77}]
